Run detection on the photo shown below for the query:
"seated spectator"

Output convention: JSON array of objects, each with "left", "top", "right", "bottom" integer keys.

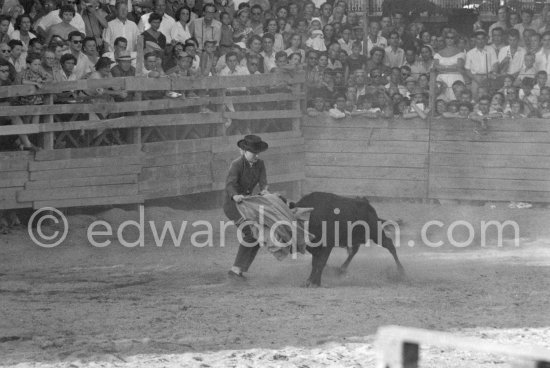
[
  {"left": 45, "top": 5, "right": 79, "bottom": 45},
  {"left": 403, "top": 88, "right": 429, "bottom": 120},
  {"left": 142, "top": 51, "right": 165, "bottom": 78},
  {"left": 285, "top": 33, "right": 305, "bottom": 61},
  {"left": 166, "top": 51, "right": 196, "bottom": 77},
  {"left": 102, "top": 36, "right": 137, "bottom": 67},
  {"left": 82, "top": 37, "right": 99, "bottom": 64},
  {"left": 54, "top": 53, "right": 78, "bottom": 82},
  {"left": 40, "top": 48, "right": 59, "bottom": 78},
  {"left": 328, "top": 94, "right": 349, "bottom": 119},
  {"left": 509, "top": 100, "right": 527, "bottom": 118},
  {"left": 306, "top": 95, "right": 326, "bottom": 117},
  {"left": 110, "top": 50, "right": 135, "bottom": 77},
  {"left": 434, "top": 99, "right": 447, "bottom": 117},
  {"left": 490, "top": 92, "right": 505, "bottom": 114},
  {"left": 457, "top": 102, "right": 473, "bottom": 118},
  {"left": 470, "top": 95, "right": 501, "bottom": 131},
  {"left": 199, "top": 40, "right": 218, "bottom": 76}
]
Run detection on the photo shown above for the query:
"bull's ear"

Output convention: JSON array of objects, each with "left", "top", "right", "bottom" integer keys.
[{"left": 288, "top": 201, "right": 296, "bottom": 209}]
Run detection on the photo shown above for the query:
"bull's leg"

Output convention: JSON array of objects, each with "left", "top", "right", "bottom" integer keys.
[
  {"left": 381, "top": 232, "right": 405, "bottom": 275},
  {"left": 338, "top": 243, "right": 361, "bottom": 275},
  {"left": 304, "top": 246, "right": 321, "bottom": 287},
  {"left": 310, "top": 246, "right": 333, "bottom": 287}
]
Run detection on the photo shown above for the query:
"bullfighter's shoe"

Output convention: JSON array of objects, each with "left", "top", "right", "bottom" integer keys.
[{"left": 227, "top": 270, "right": 246, "bottom": 281}]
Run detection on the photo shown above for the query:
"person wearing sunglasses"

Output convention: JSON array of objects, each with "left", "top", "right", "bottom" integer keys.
[{"left": 64, "top": 30, "right": 95, "bottom": 79}]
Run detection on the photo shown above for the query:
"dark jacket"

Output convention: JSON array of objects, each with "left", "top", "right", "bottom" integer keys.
[{"left": 223, "top": 155, "right": 267, "bottom": 221}]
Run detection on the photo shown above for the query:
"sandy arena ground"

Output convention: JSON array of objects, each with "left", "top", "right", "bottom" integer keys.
[{"left": 1, "top": 199, "right": 549, "bottom": 367}]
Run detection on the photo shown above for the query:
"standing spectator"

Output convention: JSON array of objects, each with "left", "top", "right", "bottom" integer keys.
[
  {"left": 138, "top": 0, "right": 176, "bottom": 44},
  {"left": 433, "top": 31, "right": 465, "bottom": 100},
  {"left": 81, "top": 0, "right": 108, "bottom": 53},
  {"left": 384, "top": 31, "right": 404, "bottom": 68},
  {"left": 535, "top": 31, "right": 550, "bottom": 84},
  {"left": 170, "top": 6, "right": 192, "bottom": 45},
  {"left": 10, "top": 15, "right": 36, "bottom": 64},
  {"left": 260, "top": 33, "right": 275, "bottom": 72},
  {"left": 249, "top": 4, "right": 263, "bottom": 35},
  {"left": 498, "top": 28, "right": 525, "bottom": 77},
  {"left": 189, "top": 3, "right": 221, "bottom": 52},
  {"left": 65, "top": 30, "right": 95, "bottom": 79},
  {"left": 17, "top": 53, "right": 52, "bottom": 128},
  {"left": 366, "top": 21, "right": 387, "bottom": 57},
  {"left": 44, "top": 5, "right": 79, "bottom": 45},
  {"left": 37, "top": 0, "right": 86, "bottom": 36},
  {"left": 219, "top": 11, "right": 233, "bottom": 53},
  {"left": 489, "top": 6, "right": 509, "bottom": 41},
  {"left": 466, "top": 30, "right": 498, "bottom": 99},
  {"left": 411, "top": 45, "right": 433, "bottom": 77},
  {"left": 103, "top": 2, "right": 139, "bottom": 52},
  {"left": 490, "top": 27, "right": 506, "bottom": 60},
  {"left": 142, "top": 12, "right": 167, "bottom": 52},
  {"left": 7, "top": 39, "right": 24, "bottom": 72},
  {"left": 232, "top": 7, "right": 252, "bottom": 43},
  {"left": 0, "top": 15, "right": 10, "bottom": 44}
]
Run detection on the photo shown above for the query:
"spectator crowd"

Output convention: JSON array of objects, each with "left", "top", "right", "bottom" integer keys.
[{"left": 0, "top": 0, "right": 549, "bottom": 152}]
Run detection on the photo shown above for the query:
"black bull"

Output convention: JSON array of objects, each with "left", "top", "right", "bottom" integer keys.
[{"left": 294, "top": 192, "right": 405, "bottom": 287}]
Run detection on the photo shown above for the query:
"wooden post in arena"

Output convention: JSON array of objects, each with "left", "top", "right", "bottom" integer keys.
[
  {"left": 362, "top": 0, "right": 369, "bottom": 56},
  {"left": 130, "top": 35, "right": 144, "bottom": 144},
  {"left": 429, "top": 69, "right": 436, "bottom": 117},
  {"left": 42, "top": 94, "right": 54, "bottom": 149}
]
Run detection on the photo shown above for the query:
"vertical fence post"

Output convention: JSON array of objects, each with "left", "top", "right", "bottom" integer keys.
[
  {"left": 429, "top": 69, "right": 436, "bottom": 118},
  {"left": 130, "top": 35, "right": 144, "bottom": 144},
  {"left": 43, "top": 94, "right": 54, "bottom": 149}
]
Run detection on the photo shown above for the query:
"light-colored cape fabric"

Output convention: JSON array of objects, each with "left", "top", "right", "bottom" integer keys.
[{"left": 236, "top": 193, "right": 313, "bottom": 260}]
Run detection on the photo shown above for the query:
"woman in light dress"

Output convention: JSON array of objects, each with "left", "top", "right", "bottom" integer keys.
[
  {"left": 170, "top": 6, "right": 192, "bottom": 45},
  {"left": 433, "top": 31, "right": 465, "bottom": 101}
]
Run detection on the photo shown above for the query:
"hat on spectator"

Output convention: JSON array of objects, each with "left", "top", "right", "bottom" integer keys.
[
  {"left": 234, "top": 42, "right": 246, "bottom": 49},
  {"left": 116, "top": 50, "right": 135, "bottom": 61},
  {"left": 237, "top": 135, "right": 268, "bottom": 153},
  {"left": 236, "top": 7, "right": 249, "bottom": 17},
  {"left": 95, "top": 56, "right": 114, "bottom": 70},
  {"left": 473, "top": 29, "right": 487, "bottom": 37}
]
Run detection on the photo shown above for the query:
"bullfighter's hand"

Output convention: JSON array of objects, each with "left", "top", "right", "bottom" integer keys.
[{"left": 233, "top": 194, "right": 245, "bottom": 203}]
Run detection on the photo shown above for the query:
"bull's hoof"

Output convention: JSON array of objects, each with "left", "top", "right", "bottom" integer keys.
[
  {"left": 301, "top": 279, "right": 320, "bottom": 288},
  {"left": 336, "top": 267, "right": 348, "bottom": 277}
]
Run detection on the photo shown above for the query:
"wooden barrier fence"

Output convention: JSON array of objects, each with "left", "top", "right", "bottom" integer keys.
[
  {"left": 0, "top": 72, "right": 306, "bottom": 210},
  {"left": 303, "top": 115, "right": 550, "bottom": 203},
  {"left": 375, "top": 325, "right": 550, "bottom": 368}
]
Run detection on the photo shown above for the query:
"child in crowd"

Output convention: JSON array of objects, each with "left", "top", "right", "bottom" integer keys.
[
  {"left": 520, "top": 77, "right": 538, "bottom": 114},
  {"left": 307, "top": 95, "right": 326, "bottom": 117},
  {"left": 403, "top": 88, "right": 430, "bottom": 120},
  {"left": 533, "top": 71, "right": 548, "bottom": 97},
  {"left": 200, "top": 40, "right": 218, "bottom": 76},
  {"left": 329, "top": 94, "right": 350, "bottom": 119},
  {"left": 509, "top": 100, "right": 527, "bottom": 118}
]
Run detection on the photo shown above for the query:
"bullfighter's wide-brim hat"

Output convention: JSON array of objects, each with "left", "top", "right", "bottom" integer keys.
[{"left": 237, "top": 135, "right": 268, "bottom": 154}]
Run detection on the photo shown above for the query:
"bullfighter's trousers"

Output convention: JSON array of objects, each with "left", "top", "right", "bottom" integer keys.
[{"left": 233, "top": 224, "right": 260, "bottom": 272}]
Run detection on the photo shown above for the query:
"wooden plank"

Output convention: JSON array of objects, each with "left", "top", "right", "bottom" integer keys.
[
  {"left": 0, "top": 113, "right": 224, "bottom": 136},
  {"left": 0, "top": 188, "right": 31, "bottom": 209},
  {"left": 170, "top": 72, "right": 305, "bottom": 90},
  {"left": 139, "top": 163, "right": 211, "bottom": 181},
  {"left": 29, "top": 155, "right": 144, "bottom": 171},
  {"left": 18, "top": 184, "right": 138, "bottom": 202},
  {"left": 0, "top": 158, "right": 29, "bottom": 172},
  {"left": 25, "top": 175, "right": 138, "bottom": 190},
  {"left": 306, "top": 165, "right": 427, "bottom": 181},
  {"left": 211, "top": 153, "right": 305, "bottom": 182},
  {"left": 305, "top": 178, "right": 426, "bottom": 198},
  {"left": 212, "top": 137, "right": 304, "bottom": 153},
  {"left": 303, "top": 116, "right": 428, "bottom": 129},
  {"left": 144, "top": 151, "right": 212, "bottom": 168},
  {"left": 0, "top": 93, "right": 305, "bottom": 117},
  {"left": 224, "top": 109, "right": 302, "bottom": 120},
  {"left": 431, "top": 177, "right": 550, "bottom": 192},
  {"left": 35, "top": 144, "right": 142, "bottom": 161},
  {"left": 430, "top": 129, "right": 550, "bottom": 143},
  {"left": 211, "top": 172, "right": 305, "bottom": 190},
  {"left": 430, "top": 188, "right": 550, "bottom": 202},
  {"left": 431, "top": 153, "right": 550, "bottom": 169},
  {"left": 141, "top": 182, "right": 213, "bottom": 199},
  {"left": 306, "top": 139, "right": 429, "bottom": 154},
  {"left": 430, "top": 141, "right": 550, "bottom": 156},
  {"left": 143, "top": 138, "right": 213, "bottom": 155},
  {"left": 306, "top": 152, "right": 428, "bottom": 168},
  {"left": 430, "top": 118, "right": 550, "bottom": 132},
  {"left": 303, "top": 127, "right": 429, "bottom": 142},
  {"left": 430, "top": 166, "right": 550, "bottom": 181},
  {"left": 0, "top": 177, "right": 28, "bottom": 188},
  {"left": 34, "top": 195, "right": 144, "bottom": 209},
  {"left": 30, "top": 165, "right": 142, "bottom": 181}
]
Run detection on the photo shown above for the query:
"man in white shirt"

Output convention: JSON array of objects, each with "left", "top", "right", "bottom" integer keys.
[
  {"left": 465, "top": 30, "right": 498, "bottom": 98},
  {"left": 260, "top": 33, "right": 276, "bottom": 73},
  {"left": 366, "top": 21, "right": 387, "bottom": 56},
  {"left": 189, "top": 3, "right": 222, "bottom": 52},
  {"left": 498, "top": 28, "right": 526, "bottom": 77},
  {"left": 535, "top": 31, "right": 550, "bottom": 86},
  {"left": 37, "top": 0, "right": 86, "bottom": 35},
  {"left": 220, "top": 50, "right": 249, "bottom": 115},
  {"left": 103, "top": 2, "right": 139, "bottom": 52},
  {"left": 384, "top": 31, "right": 404, "bottom": 68},
  {"left": 138, "top": 0, "right": 175, "bottom": 43}
]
